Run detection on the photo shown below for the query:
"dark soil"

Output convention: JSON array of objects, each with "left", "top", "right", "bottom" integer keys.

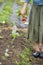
[
  {"left": 0, "top": 24, "right": 43, "bottom": 65},
  {"left": 0, "top": 23, "right": 27, "bottom": 65}
]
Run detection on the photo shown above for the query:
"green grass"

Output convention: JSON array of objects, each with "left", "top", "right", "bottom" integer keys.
[
  {"left": 14, "top": 47, "right": 31, "bottom": 65},
  {"left": 14, "top": 45, "right": 31, "bottom": 65},
  {"left": 19, "top": 47, "right": 31, "bottom": 65},
  {"left": 0, "top": 1, "right": 13, "bottom": 23}
]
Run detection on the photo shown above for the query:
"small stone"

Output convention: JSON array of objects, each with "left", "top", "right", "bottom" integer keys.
[
  {"left": 3, "top": 21, "right": 5, "bottom": 24},
  {"left": 0, "top": 62, "right": 2, "bottom": 65},
  {"left": 5, "top": 49, "right": 9, "bottom": 53},
  {"left": 5, "top": 53, "right": 9, "bottom": 57}
]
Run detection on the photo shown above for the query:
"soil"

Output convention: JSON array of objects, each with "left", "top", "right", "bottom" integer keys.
[{"left": 0, "top": 24, "right": 43, "bottom": 65}]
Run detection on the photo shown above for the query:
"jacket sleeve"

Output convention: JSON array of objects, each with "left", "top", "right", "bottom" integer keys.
[{"left": 24, "top": 0, "right": 30, "bottom": 3}]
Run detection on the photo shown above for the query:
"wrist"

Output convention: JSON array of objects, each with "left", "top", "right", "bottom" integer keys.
[{"left": 23, "top": 3, "right": 28, "bottom": 10}]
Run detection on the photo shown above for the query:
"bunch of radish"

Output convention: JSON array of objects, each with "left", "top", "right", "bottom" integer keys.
[{"left": 16, "top": 8, "right": 28, "bottom": 23}]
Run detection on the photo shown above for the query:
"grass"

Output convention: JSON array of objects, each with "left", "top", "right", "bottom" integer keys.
[
  {"left": 19, "top": 47, "right": 31, "bottom": 65},
  {"left": 14, "top": 46, "right": 31, "bottom": 65},
  {"left": 0, "top": 0, "right": 13, "bottom": 23}
]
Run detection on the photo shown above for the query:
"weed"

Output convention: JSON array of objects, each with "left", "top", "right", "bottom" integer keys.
[{"left": 19, "top": 47, "right": 31, "bottom": 65}]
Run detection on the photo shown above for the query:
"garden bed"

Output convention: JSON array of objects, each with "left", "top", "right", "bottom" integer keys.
[
  {"left": 0, "top": 23, "right": 31, "bottom": 65},
  {"left": 0, "top": 24, "right": 43, "bottom": 65}
]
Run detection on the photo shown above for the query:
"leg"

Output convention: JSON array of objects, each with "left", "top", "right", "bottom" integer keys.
[
  {"left": 40, "top": 44, "right": 43, "bottom": 52},
  {"left": 32, "top": 43, "right": 40, "bottom": 58},
  {"left": 33, "top": 43, "right": 40, "bottom": 52},
  {"left": 39, "top": 43, "right": 43, "bottom": 58}
]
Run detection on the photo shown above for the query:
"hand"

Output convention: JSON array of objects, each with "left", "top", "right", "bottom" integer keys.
[{"left": 21, "top": 8, "right": 26, "bottom": 15}]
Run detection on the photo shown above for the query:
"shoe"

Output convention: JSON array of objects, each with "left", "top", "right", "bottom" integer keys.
[
  {"left": 39, "top": 52, "right": 43, "bottom": 58},
  {"left": 32, "top": 51, "right": 40, "bottom": 58}
]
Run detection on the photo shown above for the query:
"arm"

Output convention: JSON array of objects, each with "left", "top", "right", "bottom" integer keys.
[{"left": 21, "top": 0, "right": 30, "bottom": 15}]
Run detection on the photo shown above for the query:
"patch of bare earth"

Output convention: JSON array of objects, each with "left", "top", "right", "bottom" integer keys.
[{"left": 0, "top": 24, "right": 43, "bottom": 65}]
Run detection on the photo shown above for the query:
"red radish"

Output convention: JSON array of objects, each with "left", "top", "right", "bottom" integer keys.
[
  {"left": 21, "top": 15, "right": 27, "bottom": 23},
  {"left": 22, "top": 18, "right": 27, "bottom": 23}
]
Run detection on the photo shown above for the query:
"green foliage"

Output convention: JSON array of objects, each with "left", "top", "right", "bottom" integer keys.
[
  {"left": 0, "top": 1, "right": 13, "bottom": 23},
  {"left": 13, "top": 0, "right": 24, "bottom": 6},
  {"left": 16, "top": 9, "right": 21, "bottom": 17},
  {"left": 11, "top": 29, "right": 19, "bottom": 39},
  {"left": 14, "top": 0, "right": 33, "bottom": 5},
  {"left": 30, "top": 0, "right": 33, "bottom": 4},
  {"left": 0, "top": 0, "right": 6, "bottom": 4},
  {"left": 11, "top": 32, "right": 19, "bottom": 39},
  {"left": 19, "top": 47, "right": 31, "bottom": 65},
  {"left": 15, "top": 61, "right": 19, "bottom": 65},
  {"left": 17, "top": 0, "right": 24, "bottom": 6}
]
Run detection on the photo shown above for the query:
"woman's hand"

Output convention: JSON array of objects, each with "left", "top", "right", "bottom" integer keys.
[{"left": 21, "top": 8, "right": 26, "bottom": 15}]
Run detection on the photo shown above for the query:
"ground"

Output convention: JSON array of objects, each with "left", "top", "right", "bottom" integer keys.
[{"left": 0, "top": 24, "right": 43, "bottom": 65}]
